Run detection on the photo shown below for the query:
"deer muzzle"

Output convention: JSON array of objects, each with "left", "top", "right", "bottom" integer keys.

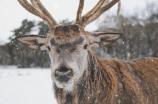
[{"left": 55, "top": 67, "right": 73, "bottom": 83}]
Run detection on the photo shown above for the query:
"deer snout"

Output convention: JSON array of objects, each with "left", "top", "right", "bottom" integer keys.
[{"left": 55, "top": 67, "right": 73, "bottom": 83}]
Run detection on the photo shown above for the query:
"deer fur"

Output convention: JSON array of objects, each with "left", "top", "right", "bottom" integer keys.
[
  {"left": 54, "top": 50, "right": 158, "bottom": 104},
  {"left": 15, "top": 0, "right": 158, "bottom": 104}
]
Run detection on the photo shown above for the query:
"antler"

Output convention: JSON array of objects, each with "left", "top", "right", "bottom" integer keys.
[
  {"left": 75, "top": 0, "right": 121, "bottom": 27},
  {"left": 76, "top": 0, "right": 84, "bottom": 22},
  {"left": 17, "top": 0, "right": 59, "bottom": 32}
]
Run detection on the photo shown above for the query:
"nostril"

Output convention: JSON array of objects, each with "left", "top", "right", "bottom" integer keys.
[
  {"left": 67, "top": 70, "right": 72, "bottom": 77},
  {"left": 55, "top": 69, "right": 73, "bottom": 83},
  {"left": 55, "top": 71, "right": 59, "bottom": 78}
]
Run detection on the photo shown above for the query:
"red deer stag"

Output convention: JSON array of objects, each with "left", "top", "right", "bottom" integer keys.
[{"left": 15, "top": 0, "right": 158, "bottom": 104}]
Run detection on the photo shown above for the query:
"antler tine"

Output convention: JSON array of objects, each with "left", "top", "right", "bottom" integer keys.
[
  {"left": 18, "top": 0, "right": 37, "bottom": 17},
  {"left": 117, "top": 0, "right": 121, "bottom": 16},
  {"left": 30, "top": 0, "right": 59, "bottom": 28},
  {"left": 75, "top": 0, "right": 105, "bottom": 25},
  {"left": 17, "top": 0, "right": 58, "bottom": 32},
  {"left": 102, "top": 0, "right": 110, "bottom": 7},
  {"left": 75, "top": 0, "right": 120, "bottom": 28},
  {"left": 76, "top": 0, "right": 84, "bottom": 24},
  {"left": 18, "top": 0, "right": 52, "bottom": 28},
  {"left": 82, "top": 0, "right": 120, "bottom": 27},
  {"left": 83, "top": 0, "right": 105, "bottom": 20},
  {"left": 18, "top": 0, "right": 52, "bottom": 30}
]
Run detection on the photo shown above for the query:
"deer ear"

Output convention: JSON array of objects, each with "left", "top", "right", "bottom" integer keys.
[
  {"left": 15, "top": 35, "right": 47, "bottom": 51},
  {"left": 89, "top": 32, "right": 123, "bottom": 47}
]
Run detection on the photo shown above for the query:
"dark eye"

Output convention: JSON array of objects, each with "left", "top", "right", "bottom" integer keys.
[
  {"left": 56, "top": 48, "right": 61, "bottom": 53},
  {"left": 47, "top": 46, "right": 51, "bottom": 51},
  {"left": 83, "top": 44, "right": 88, "bottom": 49},
  {"left": 70, "top": 47, "right": 76, "bottom": 52}
]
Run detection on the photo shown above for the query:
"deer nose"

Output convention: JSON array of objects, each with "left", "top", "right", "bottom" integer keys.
[{"left": 55, "top": 68, "right": 73, "bottom": 83}]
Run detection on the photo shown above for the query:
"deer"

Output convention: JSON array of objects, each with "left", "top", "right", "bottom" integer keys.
[{"left": 15, "top": 0, "right": 158, "bottom": 104}]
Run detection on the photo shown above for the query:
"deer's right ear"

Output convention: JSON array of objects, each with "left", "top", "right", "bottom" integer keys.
[{"left": 15, "top": 35, "right": 47, "bottom": 51}]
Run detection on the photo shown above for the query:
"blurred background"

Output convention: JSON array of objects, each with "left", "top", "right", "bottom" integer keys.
[{"left": 0, "top": 0, "right": 158, "bottom": 104}]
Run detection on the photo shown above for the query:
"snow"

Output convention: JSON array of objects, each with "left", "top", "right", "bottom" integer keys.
[{"left": 0, "top": 68, "right": 58, "bottom": 104}]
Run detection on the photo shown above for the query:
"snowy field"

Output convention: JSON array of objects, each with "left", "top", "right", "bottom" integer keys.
[{"left": 0, "top": 68, "right": 58, "bottom": 104}]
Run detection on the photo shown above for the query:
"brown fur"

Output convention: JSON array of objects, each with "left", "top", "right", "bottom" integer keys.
[
  {"left": 53, "top": 25, "right": 85, "bottom": 41},
  {"left": 54, "top": 50, "right": 158, "bottom": 104},
  {"left": 17, "top": 1, "right": 158, "bottom": 103}
]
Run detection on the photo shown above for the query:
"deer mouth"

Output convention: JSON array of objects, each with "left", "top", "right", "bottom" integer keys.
[
  {"left": 55, "top": 80, "right": 75, "bottom": 92},
  {"left": 53, "top": 69, "right": 76, "bottom": 91}
]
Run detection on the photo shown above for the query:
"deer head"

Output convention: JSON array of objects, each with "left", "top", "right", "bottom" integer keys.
[{"left": 16, "top": 0, "right": 122, "bottom": 92}]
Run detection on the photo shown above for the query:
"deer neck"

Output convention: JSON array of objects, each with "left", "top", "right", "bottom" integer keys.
[{"left": 53, "top": 50, "right": 117, "bottom": 104}]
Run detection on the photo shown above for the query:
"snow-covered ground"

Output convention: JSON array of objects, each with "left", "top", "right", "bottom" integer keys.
[{"left": 0, "top": 68, "right": 58, "bottom": 104}]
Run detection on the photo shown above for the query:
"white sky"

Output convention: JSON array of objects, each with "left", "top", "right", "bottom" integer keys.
[{"left": 0, "top": 0, "right": 157, "bottom": 43}]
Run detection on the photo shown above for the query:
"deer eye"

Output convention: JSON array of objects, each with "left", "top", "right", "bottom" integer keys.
[
  {"left": 56, "top": 48, "right": 61, "bottom": 53},
  {"left": 83, "top": 44, "right": 88, "bottom": 49},
  {"left": 70, "top": 47, "right": 76, "bottom": 52},
  {"left": 47, "top": 46, "right": 51, "bottom": 51}
]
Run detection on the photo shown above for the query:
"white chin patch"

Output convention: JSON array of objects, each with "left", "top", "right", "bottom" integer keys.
[{"left": 56, "top": 82, "right": 74, "bottom": 92}]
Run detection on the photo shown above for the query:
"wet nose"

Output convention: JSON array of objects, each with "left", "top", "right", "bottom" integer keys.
[{"left": 55, "top": 68, "right": 73, "bottom": 83}]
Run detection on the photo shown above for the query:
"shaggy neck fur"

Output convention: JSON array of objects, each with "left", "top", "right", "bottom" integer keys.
[
  {"left": 53, "top": 50, "right": 158, "bottom": 104},
  {"left": 53, "top": 50, "right": 117, "bottom": 104}
]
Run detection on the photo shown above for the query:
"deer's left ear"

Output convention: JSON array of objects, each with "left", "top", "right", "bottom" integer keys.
[
  {"left": 88, "top": 32, "right": 123, "bottom": 47},
  {"left": 15, "top": 35, "right": 47, "bottom": 51}
]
